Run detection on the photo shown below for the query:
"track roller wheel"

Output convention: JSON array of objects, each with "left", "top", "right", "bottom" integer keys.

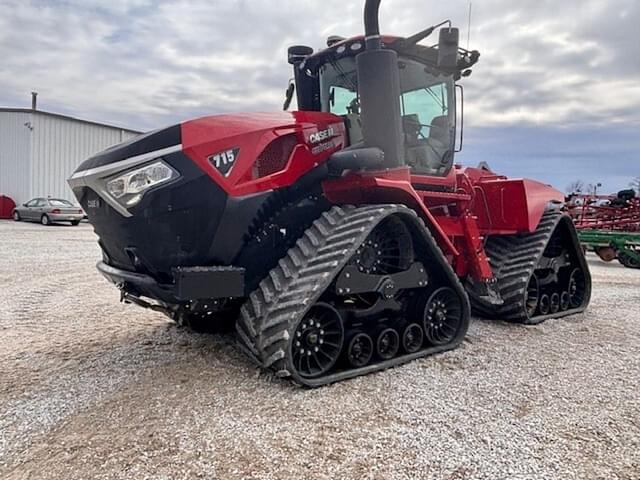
[
  {"left": 525, "top": 275, "right": 540, "bottom": 318},
  {"left": 291, "top": 303, "right": 344, "bottom": 379},
  {"left": 423, "top": 287, "right": 464, "bottom": 346},
  {"left": 538, "top": 294, "right": 551, "bottom": 315},
  {"left": 401, "top": 323, "right": 424, "bottom": 354},
  {"left": 560, "top": 291, "right": 570, "bottom": 311},
  {"left": 346, "top": 332, "right": 373, "bottom": 368},
  {"left": 550, "top": 293, "right": 560, "bottom": 314},
  {"left": 375, "top": 327, "right": 400, "bottom": 360},
  {"left": 567, "top": 268, "right": 587, "bottom": 308}
]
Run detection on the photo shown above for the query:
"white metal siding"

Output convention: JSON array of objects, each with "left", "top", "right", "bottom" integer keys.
[
  {"left": 29, "top": 113, "right": 138, "bottom": 202},
  {"left": 0, "top": 112, "right": 32, "bottom": 204}
]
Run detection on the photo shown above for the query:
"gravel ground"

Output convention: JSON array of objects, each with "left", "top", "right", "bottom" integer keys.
[{"left": 0, "top": 219, "right": 638, "bottom": 480}]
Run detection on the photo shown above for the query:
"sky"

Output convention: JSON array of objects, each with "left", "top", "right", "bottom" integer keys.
[{"left": 1, "top": 0, "right": 639, "bottom": 194}]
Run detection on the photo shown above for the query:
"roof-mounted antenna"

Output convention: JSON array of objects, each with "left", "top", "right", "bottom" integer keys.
[{"left": 466, "top": 1, "right": 473, "bottom": 50}]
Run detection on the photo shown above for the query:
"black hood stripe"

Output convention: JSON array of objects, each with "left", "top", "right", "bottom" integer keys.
[{"left": 74, "top": 124, "right": 182, "bottom": 173}]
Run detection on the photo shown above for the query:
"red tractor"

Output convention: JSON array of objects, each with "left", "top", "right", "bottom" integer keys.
[{"left": 69, "top": 0, "right": 590, "bottom": 386}]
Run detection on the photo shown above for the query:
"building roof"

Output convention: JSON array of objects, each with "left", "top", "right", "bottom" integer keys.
[{"left": 0, "top": 108, "right": 142, "bottom": 134}]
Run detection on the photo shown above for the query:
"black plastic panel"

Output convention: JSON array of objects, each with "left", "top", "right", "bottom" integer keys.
[{"left": 173, "top": 266, "right": 245, "bottom": 299}]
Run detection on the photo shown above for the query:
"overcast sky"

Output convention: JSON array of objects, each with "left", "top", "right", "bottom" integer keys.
[{"left": 1, "top": 0, "right": 639, "bottom": 193}]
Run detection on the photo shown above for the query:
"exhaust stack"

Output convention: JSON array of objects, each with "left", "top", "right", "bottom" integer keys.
[{"left": 356, "top": 0, "right": 405, "bottom": 169}]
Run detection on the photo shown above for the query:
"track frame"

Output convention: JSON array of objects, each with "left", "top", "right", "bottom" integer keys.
[
  {"left": 237, "top": 204, "right": 471, "bottom": 387},
  {"left": 469, "top": 210, "right": 592, "bottom": 324}
]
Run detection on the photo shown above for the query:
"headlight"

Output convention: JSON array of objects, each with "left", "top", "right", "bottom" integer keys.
[{"left": 105, "top": 161, "right": 177, "bottom": 207}]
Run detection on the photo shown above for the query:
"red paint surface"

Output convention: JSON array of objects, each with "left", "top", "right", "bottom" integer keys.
[
  {"left": 180, "top": 113, "right": 564, "bottom": 282},
  {"left": 181, "top": 112, "right": 346, "bottom": 196}
]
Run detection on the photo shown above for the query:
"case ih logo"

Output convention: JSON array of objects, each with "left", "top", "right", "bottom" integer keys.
[
  {"left": 309, "top": 127, "right": 335, "bottom": 144},
  {"left": 208, "top": 147, "right": 240, "bottom": 177}
]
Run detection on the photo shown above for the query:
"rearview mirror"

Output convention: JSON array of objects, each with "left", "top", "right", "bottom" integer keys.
[{"left": 437, "top": 27, "right": 459, "bottom": 69}]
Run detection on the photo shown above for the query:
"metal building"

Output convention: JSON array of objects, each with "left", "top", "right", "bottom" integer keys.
[{"left": 0, "top": 107, "right": 139, "bottom": 205}]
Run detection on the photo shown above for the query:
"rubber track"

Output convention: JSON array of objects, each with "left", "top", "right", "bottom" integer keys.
[
  {"left": 236, "top": 204, "right": 469, "bottom": 387},
  {"left": 469, "top": 210, "right": 590, "bottom": 324}
]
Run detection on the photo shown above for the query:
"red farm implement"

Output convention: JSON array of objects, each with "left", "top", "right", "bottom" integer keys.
[{"left": 567, "top": 190, "right": 640, "bottom": 269}]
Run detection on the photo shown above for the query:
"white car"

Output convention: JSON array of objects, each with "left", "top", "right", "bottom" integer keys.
[{"left": 12, "top": 197, "right": 85, "bottom": 226}]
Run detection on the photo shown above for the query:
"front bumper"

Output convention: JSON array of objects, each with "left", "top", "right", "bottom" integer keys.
[{"left": 97, "top": 261, "right": 246, "bottom": 304}]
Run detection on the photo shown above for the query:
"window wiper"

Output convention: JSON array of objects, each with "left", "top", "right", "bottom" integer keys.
[
  {"left": 423, "top": 87, "right": 445, "bottom": 111},
  {"left": 329, "top": 57, "right": 358, "bottom": 94}
]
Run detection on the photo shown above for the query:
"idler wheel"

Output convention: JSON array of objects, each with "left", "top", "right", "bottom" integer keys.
[
  {"left": 350, "top": 216, "right": 414, "bottom": 275},
  {"left": 346, "top": 332, "right": 373, "bottom": 368},
  {"left": 550, "top": 293, "right": 560, "bottom": 314},
  {"left": 291, "top": 303, "right": 344, "bottom": 378},
  {"left": 376, "top": 327, "right": 400, "bottom": 360},
  {"left": 401, "top": 323, "right": 424, "bottom": 354},
  {"left": 423, "top": 287, "right": 463, "bottom": 346},
  {"left": 538, "top": 294, "right": 551, "bottom": 315}
]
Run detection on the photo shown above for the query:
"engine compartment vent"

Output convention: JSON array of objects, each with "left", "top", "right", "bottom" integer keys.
[{"left": 253, "top": 134, "right": 298, "bottom": 179}]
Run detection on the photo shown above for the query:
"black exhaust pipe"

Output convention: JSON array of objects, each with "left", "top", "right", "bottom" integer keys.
[
  {"left": 363, "top": 0, "right": 382, "bottom": 49},
  {"left": 357, "top": 0, "right": 405, "bottom": 169}
]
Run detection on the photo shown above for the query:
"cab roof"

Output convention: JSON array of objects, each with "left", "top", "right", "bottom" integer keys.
[{"left": 299, "top": 35, "right": 479, "bottom": 80}]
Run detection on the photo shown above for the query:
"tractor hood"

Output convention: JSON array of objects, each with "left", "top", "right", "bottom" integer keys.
[{"left": 70, "top": 111, "right": 346, "bottom": 213}]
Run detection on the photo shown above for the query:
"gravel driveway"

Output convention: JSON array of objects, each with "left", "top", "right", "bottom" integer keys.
[{"left": 0, "top": 220, "right": 638, "bottom": 479}]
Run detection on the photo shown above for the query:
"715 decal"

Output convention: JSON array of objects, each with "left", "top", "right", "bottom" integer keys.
[{"left": 208, "top": 147, "right": 240, "bottom": 177}]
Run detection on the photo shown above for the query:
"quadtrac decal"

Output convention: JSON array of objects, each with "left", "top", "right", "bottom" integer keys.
[{"left": 208, "top": 147, "right": 240, "bottom": 177}]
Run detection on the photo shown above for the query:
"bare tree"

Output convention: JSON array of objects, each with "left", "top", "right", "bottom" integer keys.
[
  {"left": 586, "top": 182, "right": 603, "bottom": 196},
  {"left": 630, "top": 177, "right": 640, "bottom": 194},
  {"left": 566, "top": 180, "right": 585, "bottom": 194}
]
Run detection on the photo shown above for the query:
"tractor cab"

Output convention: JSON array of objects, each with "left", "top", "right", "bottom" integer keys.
[{"left": 287, "top": 29, "right": 479, "bottom": 179}]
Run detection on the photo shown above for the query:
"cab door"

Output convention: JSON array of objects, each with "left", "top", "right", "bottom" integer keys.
[{"left": 398, "top": 59, "right": 456, "bottom": 177}]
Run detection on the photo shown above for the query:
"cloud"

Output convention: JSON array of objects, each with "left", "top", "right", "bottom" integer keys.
[{"left": 1, "top": 0, "right": 638, "bottom": 191}]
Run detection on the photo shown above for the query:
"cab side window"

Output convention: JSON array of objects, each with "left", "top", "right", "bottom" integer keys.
[
  {"left": 400, "top": 79, "right": 454, "bottom": 176},
  {"left": 329, "top": 86, "right": 358, "bottom": 115},
  {"left": 401, "top": 84, "right": 449, "bottom": 139}
]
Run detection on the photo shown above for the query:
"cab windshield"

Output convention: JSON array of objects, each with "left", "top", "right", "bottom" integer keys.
[{"left": 319, "top": 57, "right": 455, "bottom": 176}]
